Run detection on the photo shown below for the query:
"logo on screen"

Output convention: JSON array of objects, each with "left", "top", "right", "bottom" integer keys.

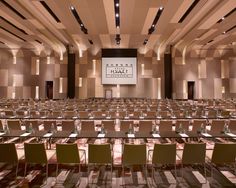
[{"left": 106, "top": 64, "right": 133, "bottom": 78}]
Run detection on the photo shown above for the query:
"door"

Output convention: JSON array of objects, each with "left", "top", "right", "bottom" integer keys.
[
  {"left": 46, "top": 81, "right": 53, "bottom": 99},
  {"left": 187, "top": 81, "right": 194, "bottom": 100}
]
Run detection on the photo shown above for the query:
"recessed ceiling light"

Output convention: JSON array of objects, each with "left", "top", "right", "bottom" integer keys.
[
  {"left": 221, "top": 17, "right": 225, "bottom": 20},
  {"left": 159, "top": 6, "right": 163, "bottom": 10},
  {"left": 116, "top": 13, "right": 119, "bottom": 17},
  {"left": 116, "top": 3, "right": 119, "bottom": 7},
  {"left": 152, "top": 24, "right": 155, "bottom": 27},
  {"left": 116, "top": 25, "right": 119, "bottom": 28},
  {"left": 222, "top": 31, "right": 226, "bottom": 34},
  {"left": 70, "top": 6, "right": 75, "bottom": 10},
  {"left": 80, "top": 24, "right": 83, "bottom": 27}
]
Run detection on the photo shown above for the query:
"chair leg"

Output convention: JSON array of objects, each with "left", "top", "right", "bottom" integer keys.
[
  {"left": 56, "top": 164, "right": 59, "bottom": 178},
  {"left": 110, "top": 164, "right": 113, "bottom": 183},
  {"left": 204, "top": 163, "right": 207, "bottom": 184},
  {"left": 15, "top": 162, "right": 19, "bottom": 179},
  {"left": 174, "top": 164, "right": 177, "bottom": 183},
  {"left": 24, "top": 163, "right": 27, "bottom": 178},
  {"left": 87, "top": 165, "right": 90, "bottom": 185},
  {"left": 152, "top": 166, "right": 155, "bottom": 186},
  {"left": 46, "top": 163, "right": 48, "bottom": 181}
]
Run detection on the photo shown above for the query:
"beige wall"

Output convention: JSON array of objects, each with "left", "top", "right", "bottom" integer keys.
[
  {"left": 0, "top": 49, "right": 67, "bottom": 99},
  {"left": 0, "top": 47, "right": 235, "bottom": 99}
]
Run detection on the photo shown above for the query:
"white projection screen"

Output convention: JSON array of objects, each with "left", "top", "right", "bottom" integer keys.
[{"left": 102, "top": 57, "right": 137, "bottom": 85}]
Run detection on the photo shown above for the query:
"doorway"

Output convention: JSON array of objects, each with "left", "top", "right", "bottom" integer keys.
[
  {"left": 187, "top": 81, "right": 195, "bottom": 100},
  {"left": 46, "top": 81, "right": 53, "bottom": 99}
]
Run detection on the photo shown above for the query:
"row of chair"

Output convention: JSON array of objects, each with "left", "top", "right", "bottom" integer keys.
[
  {"left": 0, "top": 142, "right": 236, "bottom": 184},
  {"left": 2, "top": 119, "right": 236, "bottom": 133}
]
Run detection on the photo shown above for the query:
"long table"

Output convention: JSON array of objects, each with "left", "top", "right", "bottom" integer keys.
[{"left": 1, "top": 130, "right": 236, "bottom": 139}]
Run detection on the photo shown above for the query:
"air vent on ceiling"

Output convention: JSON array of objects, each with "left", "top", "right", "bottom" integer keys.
[
  {"left": 217, "top": 8, "right": 236, "bottom": 23},
  {"left": 178, "top": 0, "right": 200, "bottom": 23},
  {"left": 0, "top": 16, "right": 27, "bottom": 35},
  {"left": 1, "top": 0, "right": 26, "bottom": 19},
  {"left": 207, "top": 40, "right": 213, "bottom": 44},
  {"left": 0, "top": 26, "right": 26, "bottom": 42},
  {"left": 148, "top": 7, "right": 164, "bottom": 35},
  {"left": 70, "top": 6, "right": 88, "bottom": 34},
  {"left": 40, "top": 1, "right": 61, "bottom": 23},
  {"left": 88, "top": 39, "right": 93, "bottom": 45},
  {"left": 143, "top": 39, "right": 148, "bottom": 45},
  {"left": 35, "top": 40, "right": 42, "bottom": 44}
]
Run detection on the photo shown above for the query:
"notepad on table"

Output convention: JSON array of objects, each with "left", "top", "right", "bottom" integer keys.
[
  {"left": 201, "top": 133, "right": 212, "bottom": 137},
  {"left": 179, "top": 133, "right": 189, "bottom": 137},
  {"left": 152, "top": 134, "right": 161, "bottom": 138},
  {"left": 97, "top": 133, "right": 105, "bottom": 138},
  {"left": 20, "top": 132, "right": 31, "bottom": 137},
  {"left": 69, "top": 133, "right": 77, "bottom": 138},
  {"left": 127, "top": 134, "right": 135, "bottom": 138},
  {"left": 43, "top": 133, "right": 53, "bottom": 137}
]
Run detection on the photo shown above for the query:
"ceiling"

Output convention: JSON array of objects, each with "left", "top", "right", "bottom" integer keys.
[{"left": 0, "top": 0, "right": 235, "bottom": 56}]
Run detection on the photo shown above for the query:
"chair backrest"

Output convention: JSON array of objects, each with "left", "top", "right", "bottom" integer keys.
[
  {"left": 159, "top": 120, "right": 173, "bottom": 132},
  {"left": 64, "top": 111, "right": 75, "bottom": 118},
  {"left": 208, "top": 110, "right": 216, "bottom": 118},
  {"left": 229, "top": 120, "right": 236, "bottom": 131},
  {"left": 139, "top": 121, "right": 152, "bottom": 132},
  {"left": 101, "top": 120, "right": 115, "bottom": 131},
  {"left": 159, "top": 111, "right": 169, "bottom": 118},
  {"left": 61, "top": 121, "right": 74, "bottom": 131},
  {"left": 120, "top": 121, "right": 133, "bottom": 132},
  {"left": 210, "top": 120, "right": 225, "bottom": 133},
  {"left": 0, "top": 143, "right": 18, "bottom": 163},
  {"left": 122, "top": 144, "right": 146, "bottom": 166},
  {"left": 176, "top": 120, "right": 189, "bottom": 131},
  {"left": 152, "top": 144, "right": 176, "bottom": 165},
  {"left": 56, "top": 143, "right": 80, "bottom": 164},
  {"left": 93, "top": 111, "right": 103, "bottom": 118},
  {"left": 81, "top": 121, "right": 95, "bottom": 131},
  {"left": 78, "top": 111, "right": 89, "bottom": 118},
  {"left": 192, "top": 120, "right": 206, "bottom": 132},
  {"left": 146, "top": 111, "right": 156, "bottom": 118},
  {"left": 211, "top": 143, "right": 236, "bottom": 164},
  {"left": 88, "top": 144, "right": 112, "bottom": 164},
  {"left": 24, "top": 143, "right": 47, "bottom": 164},
  {"left": 182, "top": 143, "right": 206, "bottom": 164},
  {"left": 25, "top": 120, "right": 39, "bottom": 131},
  {"left": 7, "top": 120, "right": 21, "bottom": 130},
  {"left": 43, "top": 120, "right": 56, "bottom": 131},
  {"left": 0, "top": 120, "right": 3, "bottom": 130}
]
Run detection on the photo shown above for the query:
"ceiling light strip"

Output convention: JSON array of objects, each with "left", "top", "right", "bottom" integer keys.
[
  {"left": 1, "top": 0, "right": 26, "bottom": 20},
  {"left": 114, "top": 0, "right": 120, "bottom": 28},
  {"left": 40, "top": 1, "right": 61, "bottom": 23},
  {"left": 0, "top": 26, "right": 26, "bottom": 42},
  {"left": 178, "top": 0, "right": 200, "bottom": 23},
  {"left": 70, "top": 6, "right": 88, "bottom": 34},
  {"left": 217, "top": 8, "right": 236, "bottom": 23},
  {"left": 148, "top": 7, "right": 164, "bottom": 35},
  {"left": 0, "top": 16, "right": 27, "bottom": 35},
  {"left": 225, "top": 25, "right": 236, "bottom": 33}
]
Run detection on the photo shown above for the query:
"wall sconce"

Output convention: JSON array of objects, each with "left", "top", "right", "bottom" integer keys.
[
  {"left": 13, "top": 56, "right": 16, "bottom": 64},
  {"left": 47, "top": 56, "right": 50, "bottom": 64}
]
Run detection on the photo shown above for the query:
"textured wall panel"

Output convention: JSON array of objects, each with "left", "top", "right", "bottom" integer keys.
[{"left": 0, "top": 70, "right": 8, "bottom": 86}]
